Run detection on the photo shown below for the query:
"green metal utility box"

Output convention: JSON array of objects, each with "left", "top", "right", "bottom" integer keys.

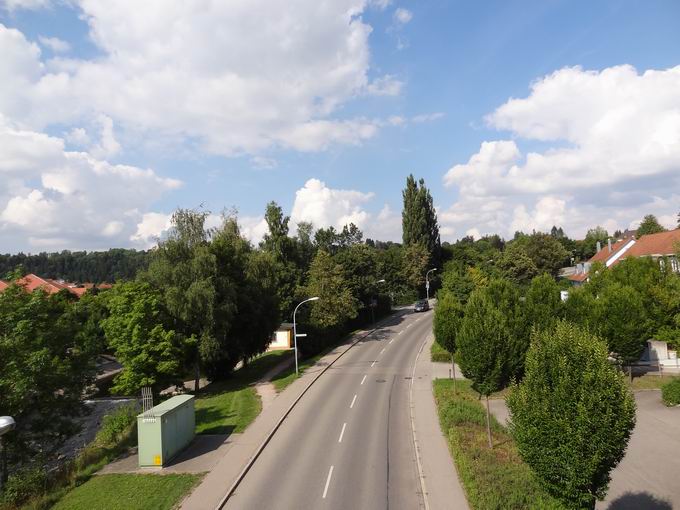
[{"left": 137, "top": 394, "right": 195, "bottom": 468}]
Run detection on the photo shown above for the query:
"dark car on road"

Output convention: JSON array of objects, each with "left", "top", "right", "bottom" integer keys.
[{"left": 414, "top": 299, "right": 429, "bottom": 312}]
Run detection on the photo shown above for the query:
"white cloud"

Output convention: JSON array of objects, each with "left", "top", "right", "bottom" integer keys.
[
  {"left": 0, "top": 116, "right": 180, "bottom": 251},
  {"left": 291, "top": 178, "right": 375, "bottom": 231},
  {"left": 249, "top": 156, "right": 278, "bottom": 170},
  {"left": 393, "top": 8, "right": 413, "bottom": 26},
  {"left": 130, "top": 212, "right": 171, "bottom": 248},
  {"left": 238, "top": 215, "right": 269, "bottom": 245},
  {"left": 38, "top": 36, "right": 70, "bottom": 53},
  {"left": 412, "top": 112, "right": 445, "bottom": 123},
  {"left": 441, "top": 65, "right": 680, "bottom": 240},
  {"left": 0, "top": 0, "right": 50, "bottom": 11},
  {"left": 0, "top": 0, "right": 402, "bottom": 155},
  {"left": 368, "top": 0, "right": 391, "bottom": 10},
  {"left": 367, "top": 74, "right": 403, "bottom": 96}
]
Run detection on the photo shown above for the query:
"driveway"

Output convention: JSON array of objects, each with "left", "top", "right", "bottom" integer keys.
[{"left": 488, "top": 391, "right": 679, "bottom": 509}]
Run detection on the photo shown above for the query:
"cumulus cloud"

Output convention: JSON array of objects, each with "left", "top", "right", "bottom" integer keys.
[
  {"left": 0, "top": 116, "right": 181, "bottom": 251},
  {"left": 0, "top": 0, "right": 404, "bottom": 156},
  {"left": 441, "top": 64, "right": 680, "bottom": 240},
  {"left": 37, "top": 35, "right": 69, "bottom": 53}
]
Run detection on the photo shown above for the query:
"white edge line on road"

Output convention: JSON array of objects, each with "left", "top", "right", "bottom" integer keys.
[
  {"left": 322, "top": 465, "right": 334, "bottom": 499},
  {"left": 338, "top": 423, "right": 347, "bottom": 443},
  {"left": 409, "top": 337, "right": 431, "bottom": 510},
  {"left": 350, "top": 394, "right": 357, "bottom": 408},
  {"left": 360, "top": 375, "right": 367, "bottom": 385}
]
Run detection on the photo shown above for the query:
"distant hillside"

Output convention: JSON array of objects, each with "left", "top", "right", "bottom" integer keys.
[{"left": 0, "top": 249, "right": 150, "bottom": 283}]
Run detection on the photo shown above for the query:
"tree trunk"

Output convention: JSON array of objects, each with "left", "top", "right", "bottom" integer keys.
[
  {"left": 194, "top": 361, "right": 200, "bottom": 394},
  {"left": 485, "top": 395, "right": 493, "bottom": 448},
  {"left": 451, "top": 354, "right": 457, "bottom": 394}
]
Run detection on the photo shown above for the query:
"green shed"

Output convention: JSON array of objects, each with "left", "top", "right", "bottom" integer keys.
[{"left": 137, "top": 394, "right": 195, "bottom": 468}]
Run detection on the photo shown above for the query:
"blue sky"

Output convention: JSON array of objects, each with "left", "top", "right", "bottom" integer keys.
[{"left": 1, "top": 0, "right": 679, "bottom": 252}]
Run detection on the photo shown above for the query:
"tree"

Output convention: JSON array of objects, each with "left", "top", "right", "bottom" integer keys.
[
  {"left": 305, "top": 250, "right": 357, "bottom": 329},
  {"left": 457, "top": 281, "right": 525, "bottom": 447},
  {"left": 433, "top": 292, "right": 464, "bottom": 390},
  {"left": 579, "top": 227, "right": 609, "bottom": 260},
  {"left": 141, "top": 208, "right": 218, "bottom": 391},
  {"left": 0, "top": 285, "right": 97, "bottom": 457},
  {"left": 525, "top": 274, "right": 562, "bottom": 333},
  {"left": 402, "top": 174, "right": 440, "bottom": 263},
  {"left": 401, "top": 242, "right": 430, "bottom": 295},
  {"left": 520, "top": 233, "right": 569, "bottom": 276},
  {"left": 636, "top": 214, "right": 666, "bottom": 238},
  {"left": 507, "top": 322, "right": 636, "bottom": 509},
  {"left": 595, "top": 282, "right": 647, "bottom": 379},
  {"left": 498, "top": 243, "right": 539, "bottom": 285},
  {"left": 102, "top": 281, "right": 188, "bottom": 395}
]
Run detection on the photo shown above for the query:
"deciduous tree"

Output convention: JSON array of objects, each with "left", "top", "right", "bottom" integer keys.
[{"left": 507, "top": 322, "right": 636, "bottom": 509}]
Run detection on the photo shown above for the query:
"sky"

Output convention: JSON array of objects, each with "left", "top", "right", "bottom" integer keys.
[{"left": 1, "top": 0, "right": 679, "bottom": 253}]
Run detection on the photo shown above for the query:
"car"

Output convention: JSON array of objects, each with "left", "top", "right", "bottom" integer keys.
[{"left": 414, "top": 299, "right": 429, "bottom": 312}]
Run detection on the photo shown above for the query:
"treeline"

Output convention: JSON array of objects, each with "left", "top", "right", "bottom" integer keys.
[
  {"left": 434, "top": 235, "right": 680, "bottom": 507},
  {"left": 0, "top": 248, "right": 150, "bottom": 283}
]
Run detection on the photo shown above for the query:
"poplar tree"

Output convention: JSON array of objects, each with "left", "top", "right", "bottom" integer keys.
[{"left": 402, "top": 174, "right": 440, "bottom": 263}]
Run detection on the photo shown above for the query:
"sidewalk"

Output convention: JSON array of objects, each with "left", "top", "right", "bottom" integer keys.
[
  {"left": 412, "top": 332, "right": 470, "bottom": 510},
  {"left": 179, "top": 318, "right": 398, "bottom": 510}
]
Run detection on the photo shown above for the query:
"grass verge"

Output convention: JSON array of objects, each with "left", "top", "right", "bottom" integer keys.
[
  {"left": 51, "top": 473, "right": 202, "bottom": 510},
  {"left": 433, "top": 379, "right": 565, "bottom": 510},
  {"left": 430, "top": 340, "right": 451, "bottom": 362},
  {"left": 195, "top": 350, "right": 293, "bottom": 434},
  {"left": 629, "top": 373, "right": 680, "bottom": 391}
]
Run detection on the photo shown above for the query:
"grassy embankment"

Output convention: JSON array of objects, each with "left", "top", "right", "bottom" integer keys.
[
  {"left": 433, "top": 379, "right": 565, "bottom": 510},
  {"left": 194, "top": 349, "right": 293, "bottom": 434},
  {"left": 51, "top": 473, "right": 201, "bottom": 510}
]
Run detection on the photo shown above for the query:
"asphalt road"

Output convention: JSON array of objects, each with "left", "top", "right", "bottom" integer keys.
[{"left": 223, "top": 308, "right": 433, "bottom": 510}]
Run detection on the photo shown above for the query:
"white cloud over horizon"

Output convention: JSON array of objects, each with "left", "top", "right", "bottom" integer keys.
[{"left": 441, "top": 64, "right": 680, "bottom": 241}]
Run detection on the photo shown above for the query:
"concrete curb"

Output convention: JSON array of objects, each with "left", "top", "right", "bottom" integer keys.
[
  {"left": 409, "top": 337, "right": 430, "bottom": 510},
  {"left": 214, "top": 312, "right": 403, "bottom": 509}
]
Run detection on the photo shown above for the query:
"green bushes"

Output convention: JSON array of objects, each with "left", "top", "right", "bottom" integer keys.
[
  {"left": 430, "top": 341, "right": 450, "bottom": 362},
  {"left": 661, "top": 378, "right": 680, "bottom": 406},
  {"left": 433, "top": 379, "right": 564, "bottom": 510}
]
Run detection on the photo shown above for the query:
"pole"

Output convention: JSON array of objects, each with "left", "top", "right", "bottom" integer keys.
[
  {"left": 293, "top": 312, "right": 299, "bottom": 377},
  {"left": 0, "top": 437, "right": 6, "bottom": 492}
]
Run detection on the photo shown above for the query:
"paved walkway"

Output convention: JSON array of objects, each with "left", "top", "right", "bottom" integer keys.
[
  {"left": 487, "top": 391, "right": 680, "bottom": 509},
  {"left": 413, "top": 332, "right": 470, "bottom": 509},
  {"left": 254, "top": 354, "right": 294, "bottom": 411}
]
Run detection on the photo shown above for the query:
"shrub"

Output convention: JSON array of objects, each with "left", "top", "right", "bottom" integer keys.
[
  {"left": 661, "top": 378, "right": 680, "bottom": 406},
  {"left": 0, "top": 467, "right": 48, "bottom": 507},
  {"left": 507, "top": 321, "right": 636, "bottom": 509},
  {"left": 94, "top": 404, "right": 139, "bottom": 448}
]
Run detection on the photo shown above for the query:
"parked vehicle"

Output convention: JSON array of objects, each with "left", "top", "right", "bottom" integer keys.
[{"left": 414, "top": 299, "right": 429, "bottom": 312}]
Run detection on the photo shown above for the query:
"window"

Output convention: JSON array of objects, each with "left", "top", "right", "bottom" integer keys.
[{"left": 671, "top": 257, "right": 679, "bottom": 273}]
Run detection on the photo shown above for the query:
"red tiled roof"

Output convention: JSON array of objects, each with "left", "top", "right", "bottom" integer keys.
[
  {"left": 0, "top": 280, "right": 8, "bottom": 291},
  {"left": 589, "top": 238, "right": 631, "bottom": 264},
  {"left": 626, "top": 229, "right": 680, "bottom": 258},
  {"left": 567, "top": 273, "right": 589, "bottom": 282},
  {"left": 9, "top": 274, "right": 100, "bottom": 297}
]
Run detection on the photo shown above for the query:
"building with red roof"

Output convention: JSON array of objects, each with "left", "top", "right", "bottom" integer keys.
[
  {"left": 0, "top": 273, "right": 108, "bottom": 298},
  {"left": 0, "top": 280, "right": 9, "bottom": 292},
  {"left": 567, "top": 229, "right": 680, "bottom": 284}
]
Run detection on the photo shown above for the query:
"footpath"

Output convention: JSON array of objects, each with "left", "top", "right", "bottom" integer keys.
[
  {"left": 180, "top": 315, "right": 404, "bottom": 510},
  {"left": 412, "top": 330, "right": 470, "bottom": 510}
]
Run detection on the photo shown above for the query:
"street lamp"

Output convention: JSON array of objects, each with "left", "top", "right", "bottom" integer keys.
[
  {"left": 426, "top": 268, "right": 437, "bottom": 301},
  {"left": 293, "top": 297, "right": 320, "bottom": 376},
  {"left": 371, "top": 279, "right": 386, "bottom": 325},
  {"left": 0, "top": 416, "right": 16, "bottom": 492}
]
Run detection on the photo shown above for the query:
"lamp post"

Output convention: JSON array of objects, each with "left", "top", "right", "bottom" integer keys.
[
  {"left": 371, "top": 279, "right": 386, "bottom": 325},
  {"left": 293, "top": 297, "right": 320, "bottom": 376},
  {"left": 426, "top": 268, "right": 437, "bottom": 301},
  {"left": 0, "top": 416, "right": 16, "bottom": 492}
]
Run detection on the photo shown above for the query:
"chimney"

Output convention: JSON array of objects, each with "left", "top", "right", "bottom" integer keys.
[
  {"left": 608, "top": 238, "right": 612, "bottom": 253},
  {"left": 596, "top": 241, "right": 602, "bottom": 253}
]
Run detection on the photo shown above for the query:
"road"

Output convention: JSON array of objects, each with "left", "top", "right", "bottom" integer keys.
[{"left": 223, "top": 308, "right": 433, "bottom": 510}]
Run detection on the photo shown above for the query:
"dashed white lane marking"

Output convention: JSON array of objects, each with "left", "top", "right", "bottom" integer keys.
[
  {"left": 338, "top": 423, "right": 347, "bottom": 443},
  {"left": 389, "top": 339, "right": 394, "bottom": 344},
  {"left": 350, "top": 394, "right": 357, "bottom": 408},
  {"left": 371, "top": 361, "right": 376, "bottom": 368},
  {"left": 380, "top": 348, "right": 385, "bottom": 354},
  {"left": 360, "top": 375, "right": 367, "bottom": 385},
  {"left": 322, "top": 465, "right": 334, "bottom": 499},
  {"left": 398, "top": 331, "right": 403, "bottom": 335}
]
